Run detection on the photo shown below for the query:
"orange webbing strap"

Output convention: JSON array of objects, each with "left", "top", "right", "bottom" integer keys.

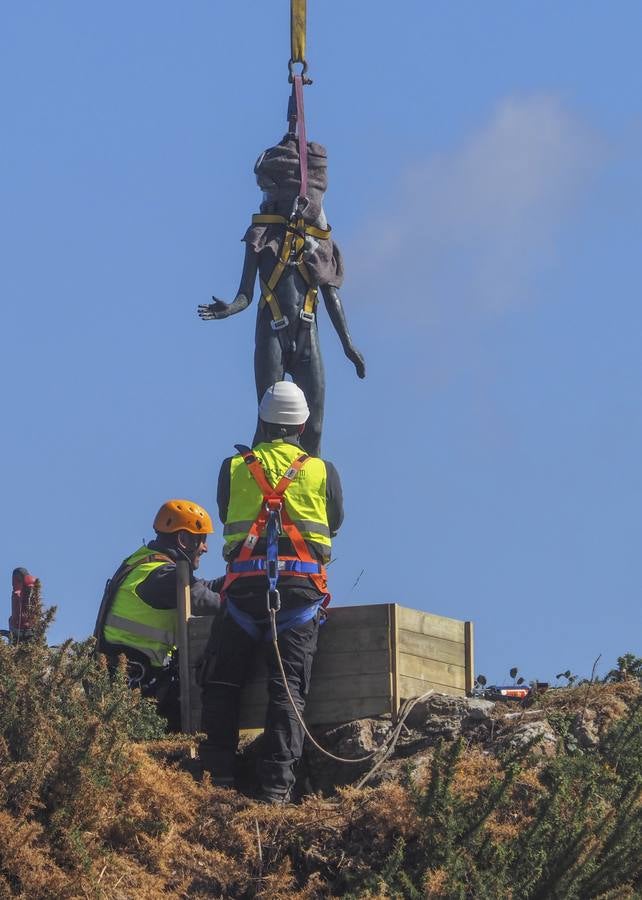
[
  {"left": 279, "top": 505, "right": 328, "bottom": 595},
  {"left": 222, "top": 447, "right": 328, "bottom": 596},
  {"left": 263, "top": 452, "right": 328, "bottom": 594}
]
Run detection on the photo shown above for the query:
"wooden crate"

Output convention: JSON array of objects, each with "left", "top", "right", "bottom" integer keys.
[{"left": 187, "top": 603, "right": 474, "bottom": 730}]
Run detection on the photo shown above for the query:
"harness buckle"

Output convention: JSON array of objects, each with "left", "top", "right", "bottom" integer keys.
[
  {"left": 299, "top": 309, "right": 315, "bottom": 324},
  {"left": 271, "top": 316, "right": 289, "bottom": 331},
  {"left": 267, "top": 588, "right": 281, "bottom": 613}
]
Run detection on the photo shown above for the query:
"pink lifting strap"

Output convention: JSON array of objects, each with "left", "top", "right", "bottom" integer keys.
[{"left": 294, "top": 74, "right": 308, "bottom": 201}]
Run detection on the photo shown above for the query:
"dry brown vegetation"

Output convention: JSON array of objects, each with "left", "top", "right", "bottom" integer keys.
[
  {"left": 1, "top": 592, "right": 642, "bottom": 898},
  {"left": 3, "top": 682, "right": 642, "bottom": 898}
]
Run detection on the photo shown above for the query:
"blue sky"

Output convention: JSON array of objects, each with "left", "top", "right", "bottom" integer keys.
[{"left": 2, "top": 2, "right": 641, "bottom": 684}]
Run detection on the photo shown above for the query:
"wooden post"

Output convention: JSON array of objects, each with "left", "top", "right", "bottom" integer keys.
[
  {"left": 390, "top": 604, "right": 400, "bottom": 717},
  {"left": 464, "top": 621, "right": 475, "bottom": 696},
  {"left": 176, "top": 559, "right": 193, "bottom": 734}
]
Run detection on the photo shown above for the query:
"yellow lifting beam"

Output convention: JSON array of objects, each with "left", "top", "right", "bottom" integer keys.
[{"left": 290, "top": 0, "right": 307, "bottom": 65}]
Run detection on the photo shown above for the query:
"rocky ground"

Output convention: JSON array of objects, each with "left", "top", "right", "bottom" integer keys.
[{"left": 244, "top": 681, "right": 630, "bottom": 798}]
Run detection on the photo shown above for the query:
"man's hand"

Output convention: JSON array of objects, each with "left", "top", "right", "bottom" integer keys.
[
  {"left": 345, "top": 345, "right": 366, "bottom": 379},
  {"left": 197, "top": 298, "right": 231, "bottom": 320}
]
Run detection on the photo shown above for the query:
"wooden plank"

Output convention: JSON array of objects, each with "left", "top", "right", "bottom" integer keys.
[
  {"left": 399, "top": 673, "right": 466, "bottom": 699},
  {"left": 316, "top": 625, "right": 391, "bottom": 654},
  {"left": 321, "top": 604, "right": 391, "bottom": 628},
  {"left": 397, "top": 630, "right": 467, "bottom": 667},
  {"left": 301, "top": 695, "right": 394, "bottom": 726},
  {"left": 464, "top": 621, "right": 474, "bottom": 695},
  {"left": 309, "top": 649, "right": 391, "bottom": 677},
  {"left": 203, "top": 670, "right": 393, "bottom": 710},
  {"left": 190, "top": 647, "right": 391, "bottom": 688},
  {"left": 188, "top": 605, "right": 392, "bottom": 641},
  {"left": 396, "top": 606, "right": 466, "bottom": 643},
  {"left": 190, "top": 604, "right": 465, "bottom": 646},
  {"left": 188, "top": 605, "right": 392, "bottom": 658},
  {"left": 239, "top": 694, "right": 394, "bottom": 728},
  {"left": 190, "top": 632, "right": 391, "bottom": 678},
  {"left": 307, "top": 671, "right": 392, "bottom": 701},
  {"left": 398, "top": 652, "right": 466, "bottom": 691}
]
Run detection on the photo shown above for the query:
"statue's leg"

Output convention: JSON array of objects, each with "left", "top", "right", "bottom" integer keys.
[
  {"left": 253, "top": 312, "right": 286, "bottom": 446},
  {"left": 291, "top": 325, "right": 324, "bottom": 457}
]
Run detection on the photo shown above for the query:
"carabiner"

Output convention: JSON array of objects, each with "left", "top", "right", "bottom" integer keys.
[{"left": 267, "top": 588, "right": 281, "bottom": 613}]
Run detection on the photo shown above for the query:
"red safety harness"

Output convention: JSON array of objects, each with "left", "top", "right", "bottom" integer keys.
[{"left": 222, "top": 445, "right": 329, "bottom": 604}]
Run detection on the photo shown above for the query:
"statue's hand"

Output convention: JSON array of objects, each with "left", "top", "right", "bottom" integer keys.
[
  {"left": 197, "top": 298, "right": 231, "bottom": 320},
  {"left": 345, "top": 345, "right": 366, "bottom": 379}
]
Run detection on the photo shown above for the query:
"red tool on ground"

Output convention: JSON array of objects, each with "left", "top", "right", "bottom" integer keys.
[{"left": 484, "top": 683, "right": 550, "bottom": 701}]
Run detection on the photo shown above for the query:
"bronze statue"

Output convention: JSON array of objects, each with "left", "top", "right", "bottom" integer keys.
[{"left": 198, "top": 134, "right": 365, "bottom": 456}]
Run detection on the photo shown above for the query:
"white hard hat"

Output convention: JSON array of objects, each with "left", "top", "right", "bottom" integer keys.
[{"left": 259, "top": 381, "right": 310, "bottom": 426}]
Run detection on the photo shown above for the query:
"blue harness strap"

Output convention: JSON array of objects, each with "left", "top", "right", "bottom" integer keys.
[
  {"left": 226, "top": 596, "right": 322, "bottom": 642},
  {"left": 230, "top": 558, "right": 322, "bottom": 575},
  {"left": 266, "top": 504, "right": 282, "bottom": 597},
  {"left": 225, "top": 506, "right": 326, "bottom": 641}
]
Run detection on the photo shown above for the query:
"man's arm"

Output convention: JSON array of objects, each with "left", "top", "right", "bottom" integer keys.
[
  {"left": 324, "top": 461, "right": 344, "bottom": 536},
  {"left": 217, "top": 457, "right": 233, "bottom": 524},
  {"left": 190, "top": 578, "right": 223, "bottom": 616},
  {"left": 137, "top": 566, "right": 221, "bottom": 615}
]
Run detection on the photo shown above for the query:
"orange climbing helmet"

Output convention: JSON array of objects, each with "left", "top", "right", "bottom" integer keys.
[{"left": 153, "top": 499, "right": 214, "bottom": 535}]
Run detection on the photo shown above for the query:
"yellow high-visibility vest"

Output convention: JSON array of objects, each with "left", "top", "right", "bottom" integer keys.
[
  {"left": 102, "top": 546, "right": 176, "bottom": 668},
  {"left": 223, "top": 440, "right": 331, "bottom": 561}
]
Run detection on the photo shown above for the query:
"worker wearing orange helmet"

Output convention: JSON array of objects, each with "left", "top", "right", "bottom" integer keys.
[{"left": 95, "top": 499, "right": 222, "bottom": 730}]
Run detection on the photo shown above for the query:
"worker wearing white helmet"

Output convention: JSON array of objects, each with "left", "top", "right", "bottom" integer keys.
[{"left": 199, "top": 380, "right": 344, "bottom": 803}]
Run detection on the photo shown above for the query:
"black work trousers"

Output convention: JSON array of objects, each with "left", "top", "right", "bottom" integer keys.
[{"left": 200, "top": 607, "right": 320, "bottom": 798}]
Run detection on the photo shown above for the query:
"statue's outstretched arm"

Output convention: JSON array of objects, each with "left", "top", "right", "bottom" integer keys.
[
  {"left": 320, "top": 284, "right": 366, "bottom": 379},
  {"left": 198, "top": 247, "right": 259, "bottom": 321}
]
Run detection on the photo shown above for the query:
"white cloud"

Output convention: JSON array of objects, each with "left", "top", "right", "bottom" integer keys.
[{"left": 351, "top": 95, "right": 603, "bottom": 314}]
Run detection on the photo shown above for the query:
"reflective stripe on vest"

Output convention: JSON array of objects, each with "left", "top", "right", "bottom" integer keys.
[
  {"left": 102, "top": 546, "right": 177, "bottom": 668},
  {"left": 224, "top": 519, "right": 331, "bottom": 538},
  {"left": 224, "top": 441, "right": 331, "bottom": 556},
  {"left": 103, "top": 613, "right": 174, "bottom": 646}
]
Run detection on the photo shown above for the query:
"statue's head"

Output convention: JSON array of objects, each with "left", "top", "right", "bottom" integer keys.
[{"left": 253, "top": 135, "right": 328, "bottom": 223}]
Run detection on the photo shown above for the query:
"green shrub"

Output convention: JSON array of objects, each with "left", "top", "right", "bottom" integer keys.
[
  {"left": 0, "top": 580, "right": 165, "bottom": 878},
  {"left": 341, "top": 700, "right": 642, "bottom": 899}
]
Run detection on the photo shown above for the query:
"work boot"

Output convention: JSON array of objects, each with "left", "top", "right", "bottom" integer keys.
[
  {"left": 211, "top": 774, "right": 235, "bottom": 789},
  {"left": 255, "top": 787, "right": 291, "bottom": 806}
]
